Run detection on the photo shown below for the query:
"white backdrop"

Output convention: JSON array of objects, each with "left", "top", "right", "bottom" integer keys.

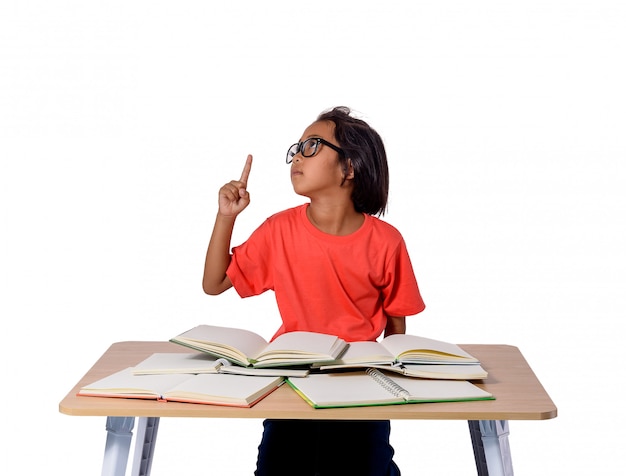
[{"left": 1, "top": 1, "right": 624, "bottom": 474}]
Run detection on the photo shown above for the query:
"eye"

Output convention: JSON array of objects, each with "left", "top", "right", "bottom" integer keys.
[{"left": 302, "top": 138, "right": 319, "bottom": 157}]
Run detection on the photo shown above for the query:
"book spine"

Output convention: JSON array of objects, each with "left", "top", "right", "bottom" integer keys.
[{"left": 366, "top": 368, "right": 410, "bottom": 401}]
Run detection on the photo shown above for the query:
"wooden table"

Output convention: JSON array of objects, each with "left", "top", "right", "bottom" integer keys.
[{"left": 59, "top": 341, "right": 557, "bottom": 475}]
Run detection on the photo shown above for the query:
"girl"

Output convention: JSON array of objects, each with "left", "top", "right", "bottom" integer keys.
[{"left": 203, "top": 106, "right": 425, "bottom": 476}]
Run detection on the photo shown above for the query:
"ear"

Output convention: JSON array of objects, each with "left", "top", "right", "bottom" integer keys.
[{"left": 344, "top": 158, "right": 355, "bottom": 180}]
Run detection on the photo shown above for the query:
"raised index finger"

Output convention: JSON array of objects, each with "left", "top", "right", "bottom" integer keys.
[{"left": 240, "top": 154, "right": 252, "bottom": 185}]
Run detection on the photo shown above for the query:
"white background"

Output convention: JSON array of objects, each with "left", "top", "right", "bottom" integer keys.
[{"left": 1, "top": 1, "right": 624, "bottom": 474}]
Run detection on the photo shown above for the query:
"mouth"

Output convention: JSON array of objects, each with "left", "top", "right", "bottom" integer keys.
[{"left": 291, "top": 169, "right": 303, "bottom": 177}]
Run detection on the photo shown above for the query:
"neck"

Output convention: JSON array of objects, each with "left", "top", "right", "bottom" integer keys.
[{"left": 306, "top": 201, "right": 364, "bottom": 236}]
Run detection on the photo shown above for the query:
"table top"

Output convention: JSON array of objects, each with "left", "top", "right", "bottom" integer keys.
[{"left": 59, "top": 341, "right": 557, "bottom": 421}]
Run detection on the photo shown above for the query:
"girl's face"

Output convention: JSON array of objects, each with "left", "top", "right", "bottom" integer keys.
[{"left": 289, "top": 120, "right": 352, "bottom": 199}]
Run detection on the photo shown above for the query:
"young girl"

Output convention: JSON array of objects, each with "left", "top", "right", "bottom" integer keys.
[{"left": 203, "top": 106, "right": 425, "bottom": 476}]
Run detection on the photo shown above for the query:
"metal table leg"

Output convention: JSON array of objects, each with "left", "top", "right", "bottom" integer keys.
[
  {"left": 469, "top": 420, "right": 514, "bottom": 476},
  {"left": 131, "top": 417, "right": 160, "bottom": 476},
  {"left": 101, "top": 416, "right": 160, "bottom": 476},
  {"left": 102, "top": 416, "right": 135, "bottom": 476}
]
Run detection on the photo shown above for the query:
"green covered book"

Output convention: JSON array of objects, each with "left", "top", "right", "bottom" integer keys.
[{"left": 287, "top": 368, "right": 494, "bottom": 409}]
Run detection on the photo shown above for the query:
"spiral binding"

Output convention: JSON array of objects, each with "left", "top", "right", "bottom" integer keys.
[{"left": 366, "top": 368, "right": 410, "bottom": 401}]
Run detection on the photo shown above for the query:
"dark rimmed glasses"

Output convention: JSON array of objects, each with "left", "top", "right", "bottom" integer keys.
[{"left": 286, "top": 137, "right": 345, "bottom": 164}]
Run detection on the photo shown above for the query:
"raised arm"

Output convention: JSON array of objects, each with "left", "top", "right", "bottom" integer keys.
[{"left": 202, "top": 155, "right": 252, "bottom": 295}]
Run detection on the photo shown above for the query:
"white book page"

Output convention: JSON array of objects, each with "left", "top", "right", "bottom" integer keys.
[
  {"left": 164, "top": 373, "right": 283, "bottom": 403},
  {"left": 132, "top": 353, "right": 220, "bottom": 375},
  {"left": 256, "top": 331, "right": 345, "bottom": 360},
  {"left": 400, "top": 363, "right": 488, "bottom": 380},
  {"left": 290, "top": 373, "right": 402, "bottom": 407},
  {"left": 219, "top": 364, "right": 309, "bottom": 377},
  {"left": 380, "top": 334, "right": 478, "bottom": 362},
  {"left": 79, "top": 368, "right": 191, "bottom": 396},
  {"left": 387, "top": 375, "right": 493, "bottom": 401},
  {"left": 174, "top": 325, "right": 269, "bottom": 362},
  {"left": 323, "top": 341, "right": 394, "bottom": 365}
]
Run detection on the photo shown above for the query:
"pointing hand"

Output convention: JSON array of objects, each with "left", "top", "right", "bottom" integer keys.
[{"left": 218, "top": 155, "right": 252, "bottom": 217}]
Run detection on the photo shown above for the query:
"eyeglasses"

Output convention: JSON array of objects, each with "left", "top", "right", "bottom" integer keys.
[{"left": 285, "top": 137, "right": 345, "bottom": 164}]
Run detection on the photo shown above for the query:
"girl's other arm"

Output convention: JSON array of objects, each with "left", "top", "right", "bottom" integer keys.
[
  {"left": 202, "top": 155, "right": 252, "bottom": 295},
  {"left": 384, "top": 315, "right": 406, "bottom": 337}
]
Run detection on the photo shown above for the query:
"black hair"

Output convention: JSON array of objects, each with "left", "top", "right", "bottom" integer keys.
[{"left": 317, "top": 106, "right": 389, "bottom": 216}]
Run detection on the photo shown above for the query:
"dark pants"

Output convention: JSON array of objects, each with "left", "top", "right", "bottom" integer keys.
[{"left": 254, "top": 419, "right": 401, "bottom": 476}]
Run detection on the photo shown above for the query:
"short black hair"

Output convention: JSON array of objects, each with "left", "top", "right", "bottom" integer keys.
[{"left": 317, "top": 106, "right": 389, "bottom": 216}]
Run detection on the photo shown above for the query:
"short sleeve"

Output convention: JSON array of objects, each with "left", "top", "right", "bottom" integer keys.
[
  {"left": 226, "top": 221, "right": 274, "bottom": 298},
  {"left": 381, "top": 239, "right": 425, "bottom": 317}
]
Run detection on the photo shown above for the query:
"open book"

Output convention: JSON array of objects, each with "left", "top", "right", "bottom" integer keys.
[
  {"left": 132, "top": 352, "right": 310, "bottom": 378},
  {"left": 77, "top": 367, "right": 284, "bottom": 407},
  {"left": 287, "top": 369, "right": 494, "bottom": 409},
  {"left": 170, "top": 325, "right": 348, "bottom": 368},
  {"left": 315, "top": 334, "right": 481, "bottom": 370}
]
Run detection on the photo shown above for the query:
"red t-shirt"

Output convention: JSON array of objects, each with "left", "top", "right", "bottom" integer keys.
[{"left": 227, "top": 204, "right": 425, "bottom": 342}]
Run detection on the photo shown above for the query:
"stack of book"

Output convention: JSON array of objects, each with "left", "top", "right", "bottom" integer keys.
[{"left": 77, "top": 324, "right": 494, "bottom": 408}]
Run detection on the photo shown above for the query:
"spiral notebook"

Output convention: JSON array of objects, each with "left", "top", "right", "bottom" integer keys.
[{"left": 286, "top": 369, "right": 494, "bottom": 409}]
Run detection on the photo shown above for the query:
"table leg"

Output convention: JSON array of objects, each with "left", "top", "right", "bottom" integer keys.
[
  {"left": 468, "top": 420, "right": 514, "bottom": 476},
  {"left": 130, "top": 417, "right": 160, "bottom": 476},
  {"left": 102, "top": 416, "right": 135, "bottom": 476}
]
